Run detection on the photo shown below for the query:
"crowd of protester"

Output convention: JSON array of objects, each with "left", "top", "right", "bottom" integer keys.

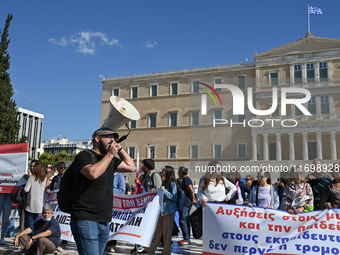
[{"left": 1, "top": 156, "right": 340, "bottom": 254}]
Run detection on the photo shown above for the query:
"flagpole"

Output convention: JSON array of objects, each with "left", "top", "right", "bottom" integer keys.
[{"left": 308, "top": 3, "right": 310, "bottom": 33}]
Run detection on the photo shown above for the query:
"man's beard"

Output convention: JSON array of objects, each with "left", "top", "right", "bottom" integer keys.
[{"left": 98, "top": 138, "right": 108, "bottom": 155}]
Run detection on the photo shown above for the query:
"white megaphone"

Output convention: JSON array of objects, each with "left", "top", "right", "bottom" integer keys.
[{"left": 101, "top": 96, "right": 140, "bottom": 142}]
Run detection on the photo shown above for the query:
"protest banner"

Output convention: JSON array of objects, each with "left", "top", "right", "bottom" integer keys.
[
  {"left": 203, "top": 203, "right": 340, "bottom": 255},
  {"left": 45, "top": 188, "right": 163, "bottom": 246},
  {"left": 0, "top": 143, "right": 28, "bottom": 193}
]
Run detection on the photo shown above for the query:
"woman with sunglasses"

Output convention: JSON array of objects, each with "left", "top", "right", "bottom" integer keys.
[
  {"left": 283, "top": 166, "right": 314, "bottom": 214},
  {"left": 43, "top": 164, "right": 54, "bottom": 201},
  {"left": 248, "top": 171, "right": 279, "bottom": 209},
  {"left": 144, "top": 166, "right": 178, "bottom": 255},
  {"left": 198, "top": 160, "right": 236, "bottom": 207}
]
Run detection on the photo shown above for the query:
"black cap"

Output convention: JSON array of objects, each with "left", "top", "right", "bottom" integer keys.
[{"left": 92, "top": 127, "right": 119, "bottom": 140}]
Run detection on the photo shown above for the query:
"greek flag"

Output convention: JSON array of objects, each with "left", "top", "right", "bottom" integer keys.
[{"left": 309, "top": 6, "right": 323, "bottom": 15}]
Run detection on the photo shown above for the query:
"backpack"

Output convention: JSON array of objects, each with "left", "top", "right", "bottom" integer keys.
[
  {"left": 11, "top": 184, "right": 30, "bottom": 209},
  {"left": 57, "top": 150, "right": 96, "bottom": 214}
]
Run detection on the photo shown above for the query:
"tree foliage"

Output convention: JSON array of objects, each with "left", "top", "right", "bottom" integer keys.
[{"left": 0, "top": 13, "right": 20, "bottom": 144}]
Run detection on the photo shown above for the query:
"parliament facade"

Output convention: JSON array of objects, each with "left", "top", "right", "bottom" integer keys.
[{"left": 100, "top": 33, "right": 340, "bottom": 174}]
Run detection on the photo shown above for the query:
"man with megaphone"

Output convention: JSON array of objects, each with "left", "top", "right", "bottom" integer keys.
[{"left": 69, "top": 127, "right": 136, "bottom": 255}]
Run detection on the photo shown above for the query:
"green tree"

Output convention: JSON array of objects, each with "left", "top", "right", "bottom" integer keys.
[
  {"left": 39, "top": 152, "right": 51, "bottom": 161},
  {"left": 56, "top": 151, "right": 69, "bottom": 161},
  {"left": 0, "top": 14, "right": 19, "bottom": 144}
]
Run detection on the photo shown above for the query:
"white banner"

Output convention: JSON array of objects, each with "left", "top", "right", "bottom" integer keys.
[
  {"left": 46, "top": 189, "right": 163, "bottom": 246},
  {"left": 203, "top": 203, "right": 340, "bottom": 255},
  {"left": 0, "top": 143, "right": 28, "bottom": 193}
]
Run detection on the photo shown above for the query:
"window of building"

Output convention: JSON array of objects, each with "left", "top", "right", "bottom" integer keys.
[
  {"left": 192, "top": 80, "right": 200, "bottom": 93},
  {"left": 321, "top": 95, "right": 329, "bottom": 114},
  {"left": 149, "top": 146, "right": 155, "bottom": 159},
  {"left": 213, "top": 144, "right": 222, "bottom": 158},
  {"left": 169, "top": 112, "right": 178, "bottom": 127},
  {"left": 131, "top": 86, "right": 138, "bottom": 98},
  {"left": 271, "top": 105, "right": 280, "bottom": 117},
  {"left": 270, "top": 72, "right": 278, "bottom": 86},
  {"left": 112, "top": 88, "right": 119, "bottom": 97},
  {"left": 237, "top": 143, "right": 247, "bottom": 158},
  {"left": 191, "top": 145, "right": 199, "bottom": 158},
  {"left": 307, "top": 63, "right": 314, "bottom": 82},
  {"left": 128, "top": 147, "right": 135, "bottom": 159},
  {"left": 294, "top": 65, "right": 302, "bottom": 84},
  {"left": 130, "top": 120, "right": 136, "bottom": 129},
  {"left": 237, "top": 113, "right": 246, "bottom": 122},
  {"left": 149, "top": 113, "right": 157, "bottom": 127},
  {"left": 150, "top": 84, "right": 158, "bottom": 97},
  {"left": 238, "top": 76, "right": 246, "bottom": 89},
  {"left": 319, "top": 62, "right": 328, "bottom": 81},
  {"left": 214, "top": 110, "right": 222, "bottom": 120},
  {"left": 169, "top": 146, "right": 176, "bottom": 159},
  {"left": 214, "top": 77, "right": 222, "bottom": 91},
  {"left": 171, "top": 82, "right": 178, "bottom": 95},
  {"left": 308, "top": 96, "right": 316, "bottom": 114},
  {"left": 191, "top": 111, "right": 199, "bottom": 126}
]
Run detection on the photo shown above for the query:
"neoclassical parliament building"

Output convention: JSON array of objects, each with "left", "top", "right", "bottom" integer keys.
[{"left": 100, "top": 33, "right": 340, "bottom": 174}]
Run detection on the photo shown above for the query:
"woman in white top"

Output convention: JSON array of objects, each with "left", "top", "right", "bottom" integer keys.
[
  {"left": 24, "top": 163, "right": 51, "bottom": 228},
  {"left": 198, "top": 160, "right": 237, "bottom": 207}
]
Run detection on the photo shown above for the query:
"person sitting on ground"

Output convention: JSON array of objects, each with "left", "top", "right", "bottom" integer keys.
[{"left": 14, "top": 204, "right": 61, "bottom": 255}]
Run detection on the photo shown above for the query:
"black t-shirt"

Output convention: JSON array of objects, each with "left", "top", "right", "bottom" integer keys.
[
  {"left": 125, "top": 182, "right": 131, "bottom": 194},
  {"left": 181, "top": 176, "right": 193, "bottom": 207},
  {"left": 71, "top": 150, "right": 121, "bottom": 222}
]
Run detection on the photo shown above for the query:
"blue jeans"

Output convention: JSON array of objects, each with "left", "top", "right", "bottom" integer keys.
[
  {"left": 179, "top": 205, "right": 191, "bottom": 242},
  {"left": 0, "top": 194, "right": 12, "bottom": 238},
  {"left": 70, "top": 220, "right": 109, "bottom": 255},
  {"left": 24, "top": 210, "right": 38, "bottom": 229}
]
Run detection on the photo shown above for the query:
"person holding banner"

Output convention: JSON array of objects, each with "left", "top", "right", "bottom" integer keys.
[
  {"left": 69, "top": 127, "right": 135, "bottom": 255},
  {"left": 284, "top": 166, "right": 314, "bottom": 214},
  {"left": 248, "top": 171, "right": 279, "bottom": 209},
  {"left": 144, "top": 166, "right": 178, "bottom": 255},
  {"left": 198, "top": 160, "right": 236, "bottom": 207},
  {"left": 325, "top": 162, "right": 340, "bottom": 209}
]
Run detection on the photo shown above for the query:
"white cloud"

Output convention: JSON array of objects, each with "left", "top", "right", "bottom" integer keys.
[
  {"left": 49, "top": 31, "right": 119, "bottom": 55},
  {"left": 144, "top": 40, "right": 157, "bottom": 49}
]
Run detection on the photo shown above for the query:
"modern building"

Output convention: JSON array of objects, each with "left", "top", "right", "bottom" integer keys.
[
  {"left": 100, "top": 33, "right": 340, "bottom": 178},
  {"left": 16, "top": 107, "right": 44, "bottom": 159},
  {"left": 43, "top": 137, "right": 92, "bottom": 156}
]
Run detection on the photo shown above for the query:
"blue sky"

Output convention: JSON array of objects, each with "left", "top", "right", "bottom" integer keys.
[{"left": 0, "top": 1, "right": 337, "bottom": 142}]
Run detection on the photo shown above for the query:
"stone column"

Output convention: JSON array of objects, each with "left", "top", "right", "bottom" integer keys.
[
  {"left": 252, "top": 134, "right": 257, "bottom": 161},
  {"left": 302, "top": 63, "right": 307, "bottom": 84},
  {"left": 255, "top": 67, "right": 259, "bottom": 91},
  {"left": 302, "top": 132, "right": 308, "bottom": 160},
  {"left": 263, "top": 134, "right": 269, "bottom": 161},
  {"left": 315, "top": 61, "right": 320, "bottom": 83},
  {"left": 330, "top": 131, "right": 337, "bottom": 161},
  {"left": 276, "top": 133, "right": 282, "bottom": 161},
  {"left": 290, "top": 64, "right": 295, "bottom": 85},
  {"left": 316, "top": 132, "right": 323, "bottom": 160},
  {"left": 289, "top": 133, "right": 295, "bottom": 160}
]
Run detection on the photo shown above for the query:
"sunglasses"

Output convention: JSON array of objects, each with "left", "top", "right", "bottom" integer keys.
[
  {"left": 59, "top": 167, "right": 66, "bottom": 169},
  {"left": 101, "top": 135, "right": 116, "bottom": 139},
  {"left": 258, "top": 175, "right": 266, "bottom": 179},
  {"left": 46, "top": 166, "right": 52, "bottom": 169},
  {"left": 245, "top": 178, "right": 250, "bottom": 181}
]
